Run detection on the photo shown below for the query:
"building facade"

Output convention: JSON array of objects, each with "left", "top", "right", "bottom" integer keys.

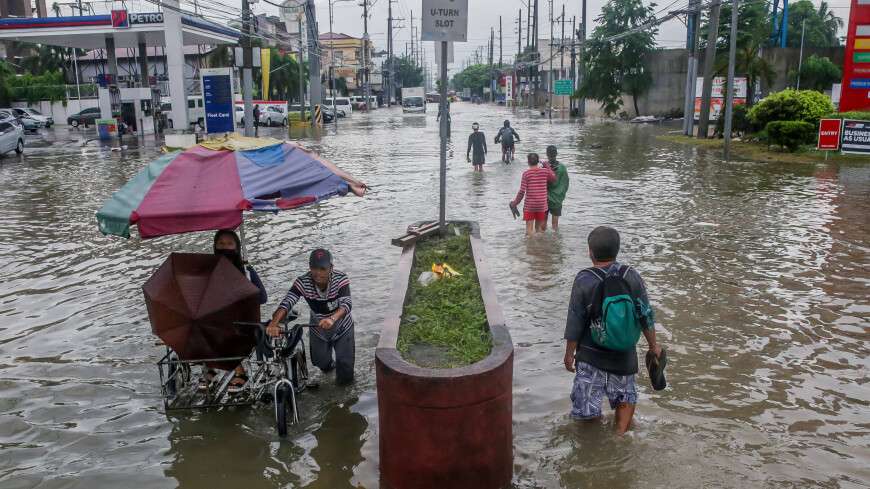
[{"left": 320, "top": 32, "right": 373, "bottom": 92}]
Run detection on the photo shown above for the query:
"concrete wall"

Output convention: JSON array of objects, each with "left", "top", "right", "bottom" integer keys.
[
  {"left": 11, "top": 99, "right": 100, "bottom": 126},
  {"left": 608, "top": 46, "right": 846, "bottom": 117}
]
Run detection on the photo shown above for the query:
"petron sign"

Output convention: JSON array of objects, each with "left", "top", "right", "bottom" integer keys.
[
  {"left": 840, "top": 0, "right": 870, "bottom": 111},
  {"left": 111, "top": 10, "right": 164, "bottom": 28}
]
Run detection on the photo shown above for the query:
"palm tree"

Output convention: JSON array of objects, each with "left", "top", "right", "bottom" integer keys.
[
  {"left": 817, "top": 1, "right": 844, "bottom": 46},
  {"left": 714, "top": 38, "right": 775, "bottom": 106}
]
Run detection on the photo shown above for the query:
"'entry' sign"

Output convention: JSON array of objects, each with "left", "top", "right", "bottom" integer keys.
[
  {"left": 817, "top": 118, "right": 842, "bottom": 150},
  {"left": 421, "top": 0, "right": 468, "bottom": 42}
]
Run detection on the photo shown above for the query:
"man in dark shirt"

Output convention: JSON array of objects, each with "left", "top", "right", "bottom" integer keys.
[
  {"left": 466, "top": 122, "right": 487, "bottom": 172},
  {"left": 563, "top": 226, "right": 662, "bottom": 433},
  {"left": 268, "top": 249, "right": 355, "bottom": 385}
]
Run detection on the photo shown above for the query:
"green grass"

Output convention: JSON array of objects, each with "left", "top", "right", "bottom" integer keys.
[
  {"left": 397, "top": 225, "right": 492, "bottom": 368},
  {"left": 658, "top": 134, "right": 870, "bottom": 165}
]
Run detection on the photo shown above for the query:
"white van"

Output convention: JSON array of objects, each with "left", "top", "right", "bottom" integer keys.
[
  {"left": 332, "top": 97, "right": 353, "bottom": 116},
  {"left": 161, "top": 96, "right": 205, "bottom": 129}
]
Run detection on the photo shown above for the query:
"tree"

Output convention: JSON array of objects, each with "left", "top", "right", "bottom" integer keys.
[
  {"left": 788, "top": 54, "right": 841, "bottom": 91},
  {"left": 576, "top": 0, "right": 658, "bottom": 116},
  {"left": 785, "top": 0, "right": 843, "bottom": 47},
  {"left": 387, "top": 55, "right": 424, "bottom": 88},
  {"left": 262, "top": 49, "right": 307, "bottom": 103},
  {"left": 702, "top": 0, "right": 770, "bottom": 52},
  {"left": 451, "top": 64, "right": 490, "bottom": 95}
]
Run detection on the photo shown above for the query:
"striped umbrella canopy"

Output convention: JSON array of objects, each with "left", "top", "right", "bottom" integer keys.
[{"left": 97, "top": 137, "right": 366, "bottom": 239}]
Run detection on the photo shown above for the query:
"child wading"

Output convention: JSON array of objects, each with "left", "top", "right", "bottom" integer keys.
[
  {"left": 544, "top": 145, "right": 569, "bottom": 232},
  {"left": 563, "top": 226, "right": 664, "bottom": 434},
  {"left": 510, "top": 153, "right": 556, "bottom": 236}
]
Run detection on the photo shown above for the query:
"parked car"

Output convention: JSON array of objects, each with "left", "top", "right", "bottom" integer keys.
[
  {"left": 13, "top": 108, "right": 53, "bottom": 128},
  {"left": 1, "top": 108, "right": 42, "bottom": 131},
  {"left": 321, "top": 99, "right": 346, "bottom": 117},
  {"left": 259, "top": 105, "right": 287, "bottom": 126},
  {"left": 67, "top": 107, "right": 101, "bottom": 128},
  {"left": 334, "top": 97, "right": 353, "bottom": 116},
  {"left": 287, "top": 105, "right": 335, "bottom": 123},
  {"left": 0, "top": 118, "right": 25, "bottom": 156}
]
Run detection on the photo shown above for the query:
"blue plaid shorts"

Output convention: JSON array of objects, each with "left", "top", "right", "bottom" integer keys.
[{"left": 570, "top": 360, "right": 638, "bottom": 419}]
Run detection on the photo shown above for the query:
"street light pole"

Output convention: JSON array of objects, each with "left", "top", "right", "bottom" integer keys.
[
  {"left": 241, "top": 0, "right": 254, "bottom": 136},
  {"left": 438, "top": 41, "right": 448, "bottom": 231},
  {"left": 362, "top": 0, "right": 371, "bottom": 111},
  {"left": 329, "top": 0, "right": 338, "bottom": 130},
  {"left": 797, "top": 18, "right": 806, "bottom": 89},
  {"left": 723, "top": 0, "right": 739, "bottom": 159}
]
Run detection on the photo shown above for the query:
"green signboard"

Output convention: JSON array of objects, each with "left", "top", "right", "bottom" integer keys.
[
  {"left": 854, "top": 52, "right": 870, "bottom": 63},
  {"left": 554, "top": 79, "right": 574, "bottom": 95}
]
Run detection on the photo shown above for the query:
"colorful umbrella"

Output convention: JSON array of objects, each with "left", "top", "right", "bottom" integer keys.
[
  {"left": 97, "top": 136, "right": 366, "bottom": 239},
  {"left": 144, "top": 252, "right": 261, "bottom": 366}
]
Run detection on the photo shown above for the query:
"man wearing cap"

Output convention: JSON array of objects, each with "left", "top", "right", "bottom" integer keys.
[{"left": 267, "top": 249, "right": 355, "bottom": 385}]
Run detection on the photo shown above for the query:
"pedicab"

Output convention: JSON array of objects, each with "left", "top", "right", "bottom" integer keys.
[{"left": 96, "top": 135, "right": 366, "bottom": 436}]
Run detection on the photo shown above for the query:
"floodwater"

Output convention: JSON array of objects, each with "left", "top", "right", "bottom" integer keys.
[{"left": 0, "top": 105, "right": 868, "bottom": 489}]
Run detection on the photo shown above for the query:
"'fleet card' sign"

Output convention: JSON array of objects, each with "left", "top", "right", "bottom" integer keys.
[{"left": 201, "top": 68, "right": 235, "bottom": 134}]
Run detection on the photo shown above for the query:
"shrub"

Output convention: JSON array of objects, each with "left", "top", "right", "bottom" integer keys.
[
  {"left": 715, "top": 104, "right": 754, "bottom": 136},
  {"left": 765, "top": 120, "right": 816, "bottom": 151},
  {"left": 749, "top": 89, "right": 835, "bottom": 128},
  {"left": 823, "top": 111, "right": 870, "bottom": 121}
]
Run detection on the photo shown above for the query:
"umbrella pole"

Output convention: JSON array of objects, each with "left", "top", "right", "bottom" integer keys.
[{"left": 239, "top": 220, "right": 249, "bottom": 261}]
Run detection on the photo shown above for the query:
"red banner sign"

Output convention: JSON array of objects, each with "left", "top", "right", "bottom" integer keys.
[
  {"left": 817, "top": 118, "right": 843, "bottom": 150},
  {"left": 840, "top": 0, "right": 870, "bottom": 112}
]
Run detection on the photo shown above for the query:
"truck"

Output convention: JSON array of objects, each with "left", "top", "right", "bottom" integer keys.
[{"left": 401, "top": 87, "right": 425, "bottom": 114}]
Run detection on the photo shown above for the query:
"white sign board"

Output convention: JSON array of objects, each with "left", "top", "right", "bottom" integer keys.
[
  {"left": 434, "top": 41, "right": 455, "bottom": 64},
  {"left": 421, "top": 0, "right": 468, "bottom": 42},
  {"left": 505, "top": 76, "right": 513, "bottom": 101}
]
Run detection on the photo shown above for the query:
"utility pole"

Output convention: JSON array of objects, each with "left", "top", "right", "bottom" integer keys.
[
  {"left": 362, "top": 0, "right": 371, "bottom": 111},
  {"left": 570, "top": 15, "right": 576, "bottom": 115},
  {"left": 796, "top": 18, "right": 806, "bottom": 89},
  {"left": 682, "top": 0, "right": 701, "bottom": 135},
  {"left": 387, "top": 0, "right": 392, "bottom": 106},
  {"left": 499, "top": 15, "right": 503, "bottom": 67},
  {"left": 329, "top": 0, "right": 338, "bottom": 130},
  {"left": 560, "top": 3, "right": 565, "bottom": 114},
  {"left": 697, "top": 0, "right": 721, "bottom": 139},
  {"left": 438, "top": 40, "right": 448, "bottom": 231},
  {"left": 531, "top": 0, "right": 538, "bottom": 109},
  {"left": 517, "top": 9, "right": 522, "bottom": 56},
  {"left": 490, "top": 27, "right": 495, "bottom": 102},
  {"left": 548, "top": 0, "right": 553, "bottom": 119},
  {"left": 298, "top": 15, "right": 306, "bottom": 123},
  {"left": 579, "top": 0, "right": 587, "bottom": 117},
  {"left": 724, "top": 0, "right": 739, "bottom": 159},
  {"left": 306, "top": 0, "right": 322, "bottom": 114},
  {"left": 241, "top": 0, "right": 254, "bottom": 136}
]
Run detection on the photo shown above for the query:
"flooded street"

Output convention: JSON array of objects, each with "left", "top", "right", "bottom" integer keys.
[{"left": 1, "top": 104, "right": 868, "bottom": 488}]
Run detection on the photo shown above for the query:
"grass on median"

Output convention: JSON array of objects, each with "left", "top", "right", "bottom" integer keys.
[
  {"left": 658, "top": 134, "right": 870, "bottom": 165},
  {"left": 397, "top": 225, "right": 492, "bottom": 369}
]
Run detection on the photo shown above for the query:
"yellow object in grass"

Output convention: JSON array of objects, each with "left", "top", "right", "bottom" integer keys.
[{"left": 431, "top": 262, "right": 462, "bottom": 279}]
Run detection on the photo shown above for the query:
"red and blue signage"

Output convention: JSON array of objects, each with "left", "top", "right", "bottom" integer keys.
[
  {"left": 111, "top": 9, "right": 130, "bottom": 28},
  {"left": 840, "top": 0, "right": 870, "bottom": 112}
]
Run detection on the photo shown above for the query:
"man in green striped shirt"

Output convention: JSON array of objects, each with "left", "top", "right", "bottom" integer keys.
[{"left": 544, "top": 145, "right": 569, "bottom": 232}]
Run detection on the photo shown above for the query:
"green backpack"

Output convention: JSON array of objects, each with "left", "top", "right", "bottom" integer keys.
[{"left": 585, "top": 265, "right": 643, "bottom": 352}]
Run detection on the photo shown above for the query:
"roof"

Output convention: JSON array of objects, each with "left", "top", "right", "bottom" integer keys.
[{"left": 319, "top": 32, "right": 358, "bottom": 41}]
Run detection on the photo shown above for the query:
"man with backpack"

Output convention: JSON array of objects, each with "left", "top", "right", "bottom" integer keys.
[{"left": 563, "top": 226, "right": 664, "bottom": 434}]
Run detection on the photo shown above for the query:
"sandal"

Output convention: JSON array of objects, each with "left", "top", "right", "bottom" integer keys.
[
  {"left": 198, "top": 369, "right": 217, "bottom": 392},
  {"left": 227, "top": 372, "right": 249, "bottom": 394}
]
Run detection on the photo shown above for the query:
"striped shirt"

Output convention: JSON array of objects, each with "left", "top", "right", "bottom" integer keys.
[
  {"left": 278, "top": 270, "right": 354, "bottom": 339},
  {"left": 512, "top": 165, "right": 556, "bottom": 213}
]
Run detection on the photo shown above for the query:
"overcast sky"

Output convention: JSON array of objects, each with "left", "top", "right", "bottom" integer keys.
[{"left": 249, "top": 0, "right": 853, "bottom": 75}]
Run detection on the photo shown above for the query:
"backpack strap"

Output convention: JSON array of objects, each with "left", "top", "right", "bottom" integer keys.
[{"left": 582, "top": 267, "right": 606, "bottom": 282}]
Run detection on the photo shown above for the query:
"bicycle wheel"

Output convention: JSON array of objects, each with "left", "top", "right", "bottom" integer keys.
[{"left": 275, "top": 383, "right": 290, "bottom": 437}]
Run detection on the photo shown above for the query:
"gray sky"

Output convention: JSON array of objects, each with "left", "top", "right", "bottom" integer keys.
[{"left": 254, "top": 0, "right": 853, "bottom": 75}]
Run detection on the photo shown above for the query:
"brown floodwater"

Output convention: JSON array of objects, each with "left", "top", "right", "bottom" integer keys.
[{"left": 0, "top": 105, "right": 868, "bottom": 488}]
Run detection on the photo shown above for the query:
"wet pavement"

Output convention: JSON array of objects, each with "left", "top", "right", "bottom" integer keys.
[{"left": 0, "top": 104, "right": 869, "bottom": 488}]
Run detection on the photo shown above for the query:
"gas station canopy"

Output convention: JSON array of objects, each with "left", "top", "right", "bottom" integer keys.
[{"left": 0, "top": 12, "right": 239, "bottom": 48}]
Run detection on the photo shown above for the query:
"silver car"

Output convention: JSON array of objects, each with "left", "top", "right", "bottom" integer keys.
[
  {"left": 0, "top": 108, "right": 42, "bottom": 131},
  {"left": 0, "top": 117, "right": 25, "bottom": 156},
  {"left": 13, "top": 108, "right": 53, "bottom": 128}
]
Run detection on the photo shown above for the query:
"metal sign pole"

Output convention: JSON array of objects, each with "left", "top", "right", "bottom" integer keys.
[{"left": 439, "top": 41, "right": 448, "bottom": 231}]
